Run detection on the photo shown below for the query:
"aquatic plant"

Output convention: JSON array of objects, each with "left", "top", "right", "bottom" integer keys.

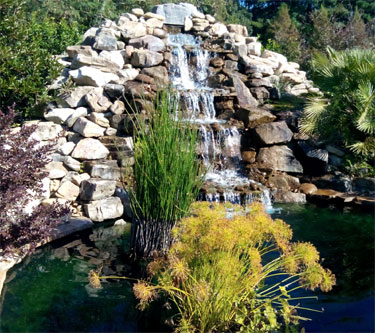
[
  {"left": 0, "top": 106, "right": 68, "bottom": 256},
  {"left": 126, "top": 90, "right": 203, "bottom": 258},
  {"left": 132, "top": 202, "right": 335, "bottom": 332}
]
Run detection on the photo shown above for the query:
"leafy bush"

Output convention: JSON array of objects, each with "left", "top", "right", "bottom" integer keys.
[
  {"left": 130, "top": 202, "right": 335, "bottom": 332},
  {"left": 0, "top": 2, "right": 81, "bottom": 118},
  {"left": 128, "top": 90, "right": 203, "bottom": 258},
  {"left": 300, "top": 48, "right": 375, "bottom": 164},
  {"left": 0, "top": 107, "right": 68, "bottom": 257}
]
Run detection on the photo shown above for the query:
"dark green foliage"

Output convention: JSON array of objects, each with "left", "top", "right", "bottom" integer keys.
[
  {"left": 300, "top": 48, "right": 375, "bottom": 164},
  {"left": 268, "top": 4, "right": 301, "bottom": 62},
  {"left": 0, "top": 0, "right": 81, "bottom": 117}
]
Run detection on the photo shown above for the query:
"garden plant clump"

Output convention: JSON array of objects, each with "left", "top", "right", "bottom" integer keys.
[
  {"left": 300, "top": 48, "right": 375, "bottom": 174},
  {"left": 0, "top": 107, "right": 68, "bottom": 257},
  {"left": 127, "top": 90, "right": 203, "bottom": 258},
  {"left": 91, "top": 202, "right": 335, "bottom": 332}
]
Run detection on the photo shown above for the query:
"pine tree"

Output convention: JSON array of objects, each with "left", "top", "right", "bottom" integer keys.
[
  {"left": 310, "top": 5, "right": 343, "bottom": 51},
  {"left": 342, "top": 7, "right": 370, "bottom": 49},
  {"left": 268, "top": 3, "right": 301, "bottom": 62}
]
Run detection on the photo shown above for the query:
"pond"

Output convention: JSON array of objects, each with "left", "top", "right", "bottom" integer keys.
[{"left": 0, "top": 204, "right": 373, "bottom": 332}]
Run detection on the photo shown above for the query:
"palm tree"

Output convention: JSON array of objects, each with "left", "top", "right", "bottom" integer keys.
[{"left": 300, "top": 48, "right": 375, "bottom": 163}]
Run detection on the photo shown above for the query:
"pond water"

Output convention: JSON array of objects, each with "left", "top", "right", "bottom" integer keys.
[{"left": 0, "top": 204, "right": 373, "bottom": 332}]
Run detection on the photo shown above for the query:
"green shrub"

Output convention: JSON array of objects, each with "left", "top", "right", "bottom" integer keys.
[
  {"left": 0, "top": 2, "right": 81, "bottom": 118},
  {"left": 130, "top": 202, "right": 335, "bottom": 332},
  {"left": 300, "top": 48, "right": 375, "bottom": 164},
  {"left": 127, "top": 90, "right": 203, "bottom": 258}
]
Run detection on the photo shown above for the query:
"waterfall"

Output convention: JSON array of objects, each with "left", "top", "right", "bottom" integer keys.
[{"left": 167, "top": 33, "right": 273, "bottom": 210}]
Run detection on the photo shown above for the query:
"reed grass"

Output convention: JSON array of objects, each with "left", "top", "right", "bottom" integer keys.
[{"left": 128, "top": 89, "right": 203, "bottom": 257}]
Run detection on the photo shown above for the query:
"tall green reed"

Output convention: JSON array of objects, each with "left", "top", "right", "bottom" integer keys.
[{"left": 127, "top": 89, "right": 203, "bottom": 257}]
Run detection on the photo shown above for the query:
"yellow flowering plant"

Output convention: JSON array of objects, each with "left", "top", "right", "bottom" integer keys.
[{"left": 90, "top": 202, "right": 335, "bottom": 332}]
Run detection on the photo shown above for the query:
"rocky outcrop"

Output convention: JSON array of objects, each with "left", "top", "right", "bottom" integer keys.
[{"left": 36, "top": 2, "right": 368, "bottom": 218}]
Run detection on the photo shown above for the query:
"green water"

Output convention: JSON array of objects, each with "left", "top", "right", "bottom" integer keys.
[
  {"left": 272, "top": 204, "right": 374, "bottom": 332},
  {"left": 0, "top": 204, "right": 374, "bottom": 332}
]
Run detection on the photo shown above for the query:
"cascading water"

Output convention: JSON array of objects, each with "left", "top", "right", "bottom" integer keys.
[{"left": 167, "top": 33, "right": 273, "bottom": 211}]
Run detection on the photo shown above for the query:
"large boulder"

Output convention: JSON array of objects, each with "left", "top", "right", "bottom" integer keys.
[
  {"left": 129, "top": 35, "right": 165, "bottom": 52},
  {"left": 141, "top": 66, "right": 169, "bottom": 85},
  {"left": 80, "top": 179, "right": 117, "bottom": 201},
  {"left": 44, "top": 108, "right": 75, "bottom": 125},
  {"left": 120, "top": 22, "right": 147, "bottom": 39},
  {"left": 232, "top": 75, "right": 258, "bottom": 108},
  {"left": 70, "top": 66, "right": 119, "bottom": 87},
  {"left": 131, "top": 49, "right": 164, "bottom": 67},
  {"left": 71, "top": 51, "right": 124, "bottom": 73},
  {"left": 73, "top": 117, "right": 106, "bottom": 138},
  {"left": 227, "top": 24, "right": 248, "bottom": 36},
  {"left": 58, "top": 86, "right": 93, "bottom": 108},
  {"left": 209, "top": 23, "right": 228, "bottom": 37},
  {"left": 273, "top": 190, "right": 306, "bottom": 203},
  {"left": 152, "top": 3, "right": 198, "bottom": 25},
  {"left": 235, "top": 107, "right": 276, "bottom": 128},
  {"left": 254, "top": 121, "right": 293, "bottom": 145},
  {"left": 84, "top": 197, "right": 123, "bottom": 222},
  {"left": 257, "top": 146, "right": 303, "bottom": 173},
  {"left": 71, "top": 138, "right": 109, "bottom": 160}
]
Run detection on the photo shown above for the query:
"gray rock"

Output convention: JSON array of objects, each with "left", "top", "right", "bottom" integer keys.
[
  {"left": 59, "top": 86, "right": 93, "bottom": 108},
  {"left": 66, "top": 107, "right": 88, "bottom": 128},
  {"left": 227, "top": 24, "right": 248, "bottom": 36},
  {"left": 88, "top": 112, "right": 110, "bottom": 128},
  {"left": 85, "top": 88, "right": 112, "bottom": 112},
  {"left": 352, "top": 177, "right": 375, "bottom": 194},
  {"left": 84, "top": 197, "right": 123, "bottom": 222},
  {"left": 80, "top": 179, "right": 117, "bottom": 201},
  {"left": 120, "top": 22, "right": 147, "bottom": 39},
  {"left": 45, "top": 162, "right": 68, "bottom": 179},
  {"left": 209, "top": 23, "right": 228, "bottom": 36},
  {"left": 44, "top": 108, "right": 75, "bottom": 124},
  {"left": 56, "top": 181, "right": 80, "bottom": 201},
  {"left": 71, "top": 173, "right": 91, "bottom": 186},
  {"left": 30, "top": 122, "right": 64, "bottom": 141},
  {"left": 57, "top": 142, "right": 76, "bottom": 155},
  {"left": 268, "top": 174, "right": 300, "bottom": 191},
  {"left": 132, "top": 8, "right": 144, "bottom": 17},
  {"left": 117, "top": 68, "right": 140, "bottom": 84},
  {"left": 93, "top": 33, "right": 118, "bottom": 51},
  {"left": 247, "top": 42, "right": 262, "bottom": 56},
  {"left": 129, "top": 35, "right": 165, "bottom": 52},
  {"left": 63, "top": 156, "right": 82, "bottom": 172},
  {"left": 254, "top": 121, "right": 293, "bottom": 145},
  {"left": 257, "top": 146, "right": 303, "bottom": 173},
  {"left": 71, "top": 138, "right": 110, "bottom": 160},
  {"left": 66, "top": 45, "right": 98, "bottom": 59},
  {"left": 73, "top": 117, "right": 106, "bottom": 138},
  {"left": 233, "top": 43, "right": 247, "bottom": 59},
  {"left": 51, "top": 217, "right": 94, "bottom": 239},
  {"left": 104, "top": 84, "right": 125, "bottom": 98},
  {"left": 152, "top": 3, "right": 197, "bottom": 25},
  {"left": 273, "top": 190, "right": 306, "bottom": 203},
  {"left": 70, "top": 66, "right": 119, "bottom": 87},
  {"left": 232, "top": 75, "right": 259, "bottom": 108},
  {"left": 141, "top": 66, "right": 169, "bottom": 85},
  {"left": 235, "top": 108, "right": 276, "bottom": 128},
  {"left": 89, "top": 164, "right": 121, "bottom": 180},
  {"left": 184, "top": 17, "right": 193, "bottom": 31},
  {"left": 110, "top": 100, "right": 126, "bottom": 115},
  {"left": 131, "top": 49, "right": 163, "bottom": 67},
  {"left": 71, "top": 51, "right": 124, "bottom": 73}
]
